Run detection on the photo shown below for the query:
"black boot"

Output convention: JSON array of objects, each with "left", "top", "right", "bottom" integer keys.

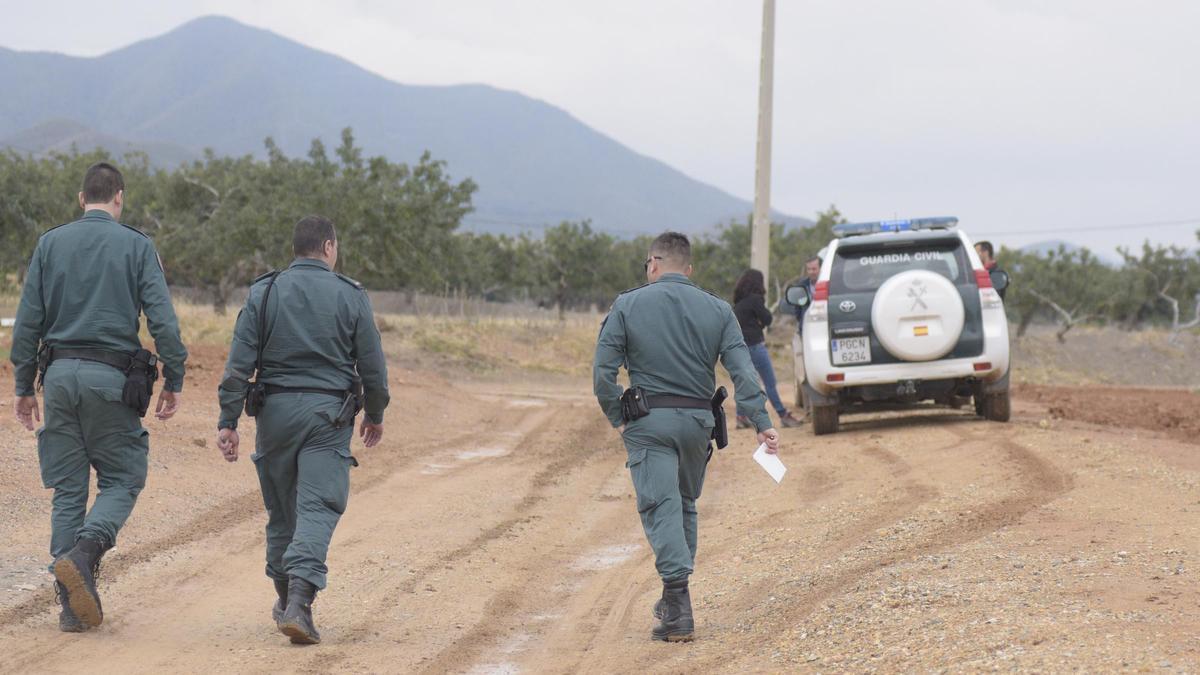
[
  {"left": 271, "top": 578, "right": 289, "bottom": 624},
  {"left": 52, "top": 538, "right": 106, "bottom": 628},
  {"left": 278, "top": 576, "right": 321, "bottom": 644},
  {"left": 54, "top": 581, "right": 86, "bottom": 633},
  {"left": 651, "top": 578, "right": 694, "bottom": 642},
  {"left": 652, "top": 585, "right": 666, "bottom": 620}
]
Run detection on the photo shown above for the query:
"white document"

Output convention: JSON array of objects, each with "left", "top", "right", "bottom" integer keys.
[{"left": 752, "top": 443, "right": 786, "bottom": 483}]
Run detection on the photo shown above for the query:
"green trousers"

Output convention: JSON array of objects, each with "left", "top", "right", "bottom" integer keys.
[
  {"left": 622, "top": 408, "right": 713, "bottom": 582},
  {"left": 37, "top": 359, "right": 148, "bottom": 561},
  {"left": 253, "top": 392, "right": 355, "bottom": 590}
]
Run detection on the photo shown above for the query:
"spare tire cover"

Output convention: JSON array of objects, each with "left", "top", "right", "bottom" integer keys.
[{"left": 870, "top": 270, "right": 965, "bottom": 361}]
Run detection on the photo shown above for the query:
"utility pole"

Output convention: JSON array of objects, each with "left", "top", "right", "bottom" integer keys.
[{"left": 751, "top": 0, "right": 776, "bottom": 288}]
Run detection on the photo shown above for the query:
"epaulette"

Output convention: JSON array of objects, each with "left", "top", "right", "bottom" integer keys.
[
  {"left": 615, "top": 282, "right": 650, "bottom": 297},
  {"left": 335, "top": 272, "right": 365, "bottom": 290},
  {"left": 120, "top": 222, "right": 150, "bottom": 239},
  {"left": 37, "top": 223, "right": 69, "bottom": 239}
]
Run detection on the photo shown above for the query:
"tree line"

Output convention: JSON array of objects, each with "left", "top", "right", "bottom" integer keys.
[{"left": 1, "top": 130, "right": 1197, "bottom": 338}]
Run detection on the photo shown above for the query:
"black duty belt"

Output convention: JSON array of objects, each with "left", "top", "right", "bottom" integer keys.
[
  {"left": 48, "top": 347, "right": 134, "bottom": 372},
  {"left": 645, "top": 394, "right": 711, "bottom": 410},
  {"left": 263, "top": 384, "right": 348, "bottom": 398}
]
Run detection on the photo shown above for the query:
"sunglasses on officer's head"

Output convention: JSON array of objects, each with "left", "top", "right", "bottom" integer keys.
[{"left": 643, "top": 256, "right": 663, "bottom": 273}]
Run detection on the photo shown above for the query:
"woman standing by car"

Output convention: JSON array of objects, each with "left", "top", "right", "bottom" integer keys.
[{"left": 733, "top": 269, "right": 803, "bottom": 428}]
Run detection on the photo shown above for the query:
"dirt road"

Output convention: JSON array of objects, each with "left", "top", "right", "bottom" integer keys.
[{"left": 1, "top": 352, "right": 1198, "bottom": 672}]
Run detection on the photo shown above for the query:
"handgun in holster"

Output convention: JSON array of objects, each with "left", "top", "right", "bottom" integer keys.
[
  {"left": 331, "top": 375, "right": 364, "bottom": 429},
  {"left": 710, "top": 386, "right": 729, "bottom": 449},
  {"left": 36, "top": 343, "right": 51, "bottom": 391}
]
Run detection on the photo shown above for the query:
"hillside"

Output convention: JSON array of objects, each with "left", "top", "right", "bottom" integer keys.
[{"left": 0, "top": 16, "right": 807, "bottom": 235}]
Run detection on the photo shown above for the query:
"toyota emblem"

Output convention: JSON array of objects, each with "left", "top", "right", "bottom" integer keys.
[{"left": 839, "top": 300, "right": 857, "bottom": 313}]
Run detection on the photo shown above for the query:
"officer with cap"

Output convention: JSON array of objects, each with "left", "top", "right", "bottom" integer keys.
[
  {"left": 10, "top": 161, "right": 188, "bottom": 632},
  {"left": 593, "top": 231, "right": 780, "bottom": 642},
  {"left": 215, "top": 214, "right": 389, "bottom": 645}
]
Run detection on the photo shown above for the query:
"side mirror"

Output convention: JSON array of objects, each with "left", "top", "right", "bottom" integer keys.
[
  {"left": 990, "top": 270, "right": 1009, "bottom": 291},
  {"left": 785, "top": 284, "right": 811, "bottom": 308}
]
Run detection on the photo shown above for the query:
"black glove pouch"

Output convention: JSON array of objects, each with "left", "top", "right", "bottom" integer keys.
[
  {"left": 620, "top": 386, "right": 651, "bottom": 424},
  {"left": 121, "top": 349, "right": 158, "bottom": 418},
  {"left": 245, "top": 382, "right": 266, "bottom": 417}
]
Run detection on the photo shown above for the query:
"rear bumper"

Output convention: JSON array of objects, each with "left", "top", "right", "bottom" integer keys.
[{"left": 803, "top": 313, "right": 1010, "bottom": 398}]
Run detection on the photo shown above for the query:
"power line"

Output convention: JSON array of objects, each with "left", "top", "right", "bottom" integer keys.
[{"left": 984, "top": 217, "right": 1200, "bottom": 236}]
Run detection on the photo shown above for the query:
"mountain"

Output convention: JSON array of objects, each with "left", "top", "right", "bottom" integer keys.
[
  {"left": 0, "top": 16, "right": 806, "bottom": 235},
  {"left": 1, "top": 118, "right": 197, "bottom": 167}
]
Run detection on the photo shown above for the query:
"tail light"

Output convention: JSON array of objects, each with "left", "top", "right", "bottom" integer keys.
[
  {"left": 973, "top": 269, "right": 993, "bottom": 288},
  {"left": 813, "top": 281, "right": 830, "bottom": 301},
  {"left": 826, "top": 373, "right": 845, "bottom": 382},
  {"left": 973, "top": 362, "right": 992, "bottom": 372}
]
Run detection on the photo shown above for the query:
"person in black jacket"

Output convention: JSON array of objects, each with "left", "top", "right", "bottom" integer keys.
[{"left": 732, "top": 269, "right": 803, "bottom": 429}]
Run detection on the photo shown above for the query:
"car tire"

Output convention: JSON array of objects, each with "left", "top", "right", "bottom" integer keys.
[
  {"left": 794, "top": 378, "right": 806, "bottom": 409},
  {"left": 973, "top": 390, "right": 985, "bottom": 417},
  {"left": 982, "top": 390, "right": 1011, "bottom": 422},
  {"left": 811, "top": 404, "right": 839, "bottom": 435}
]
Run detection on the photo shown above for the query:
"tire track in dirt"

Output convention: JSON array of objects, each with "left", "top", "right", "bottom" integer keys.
[
  {"left": 0, "top": 422, "right": 492, "bottom": 631},
  {"left": 552, "top": 416, "right": 1074, "bottom": 674}
]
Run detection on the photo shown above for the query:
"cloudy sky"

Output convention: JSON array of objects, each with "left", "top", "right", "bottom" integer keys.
[{"left": 2, "top": 0, "right": 1197, "bottom": 256}]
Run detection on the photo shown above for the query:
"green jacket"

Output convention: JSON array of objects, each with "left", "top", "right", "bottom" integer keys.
[
  {"left": 10, "top": 210, "right": 188, "bottom": 396},
  {"left": 593, "top": 272, "right": 773, "bottom": 432},
  {"left": 217, "top": 258, "right": 390, "bottom": 429}
]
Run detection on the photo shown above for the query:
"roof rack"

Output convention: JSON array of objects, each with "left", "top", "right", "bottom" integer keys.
[{"left": 833, "top": 217, "right": 959, "bottom": 238}]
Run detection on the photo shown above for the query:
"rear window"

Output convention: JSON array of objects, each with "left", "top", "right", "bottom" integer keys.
[{"left": 832, "top": 243, "right": 968, "bottom": 292}]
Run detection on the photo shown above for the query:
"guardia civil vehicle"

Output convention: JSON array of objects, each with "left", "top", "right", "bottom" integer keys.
[{"left": 786, "top": 217, "right": 1011, "bottom": 435}]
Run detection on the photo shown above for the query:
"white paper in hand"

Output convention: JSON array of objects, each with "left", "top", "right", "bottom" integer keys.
[{"left": 752, "top": 443, "right": 786, "bottom": 483}]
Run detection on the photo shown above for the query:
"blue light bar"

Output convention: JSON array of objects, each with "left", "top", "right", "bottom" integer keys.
[{"left": 833, "top": 216, "right": 959, "bottom": 238}]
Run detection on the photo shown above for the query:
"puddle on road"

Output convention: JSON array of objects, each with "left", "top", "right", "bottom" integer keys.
[
  {"left": 570, "top": 543, "right": 642, "bottom": 572},
  {"left": 506, "top": 398, "right": 548, "bottom": 408},
  {"left": 456, "top": 446, "right": 510, "bottom": 460},
  {"left": 466, "top": 663, "right": 520, "bottom": 675},
  {"left": 420, "top": 463, "right": 455, "bottom": 475}
]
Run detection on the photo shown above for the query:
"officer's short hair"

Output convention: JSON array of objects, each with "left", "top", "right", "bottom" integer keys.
[
  {"left": 81, "top": 162, "right": 124, "bottom": 204},
  {"left": 294, "top": 215, "right": 337, "bottom": 257},
  {"left": 807, "top": 255, "right": 823, "bottom": 266},
  {"left": 976, "top": 240, "right": 994, "bottom": 258},
  {"left": 650, "top": 231, "right": 691, "bottom": 266}
]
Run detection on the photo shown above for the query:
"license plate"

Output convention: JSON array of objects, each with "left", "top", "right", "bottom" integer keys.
[{"left": 831, "top": 336, "right": 871, "bottom": 365}]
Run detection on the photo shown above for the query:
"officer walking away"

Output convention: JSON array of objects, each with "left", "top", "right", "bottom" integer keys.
[
  {"left": 974, "top": 241, "right": 1007, "bottom": 300},
  {"left": 215, "top": 215, "right": 389, "bottom": 645},
  {"left": 10, "top": 162, "right": 188, "bottom": 632},
  {"left": 791, "top": 255, "right": 821, "bottom": 409},
  {"left": 593, "top": 232, "right": 780, "bottom": 642}
]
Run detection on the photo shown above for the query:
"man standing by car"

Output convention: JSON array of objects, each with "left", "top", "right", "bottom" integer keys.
[
  {"left": 593, "top": 231, "right": 780, "bottom": 643},
  {"left": 975, "top": 241, "right": 1007, "bottom": 300},
  {"left": 10, "top": 162, "right": 187, "bottom": 632},
  {"left": 216, "top": 215, "right": 389, "bottom": 645},
  {"left": 791, "top": 256, "right": 822, "bottom": 408}
]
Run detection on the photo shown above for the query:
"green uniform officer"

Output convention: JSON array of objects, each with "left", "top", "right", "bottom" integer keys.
[
  {"left": 215, "top": 215, "right": 389, "bottom": 645},
  {"left": 10, "top": 162, "right": 188, "bottom": 632},
  {"left": 593, "top": 231, "right": 781, "bottom": 642}
]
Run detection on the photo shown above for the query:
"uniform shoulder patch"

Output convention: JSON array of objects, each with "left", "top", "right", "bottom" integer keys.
[
  {"left": 120, "top": 222, "right": 150, "bottom": 239},
  {"left": 335, "top": 272, "right": 365, "bottom": 290}
]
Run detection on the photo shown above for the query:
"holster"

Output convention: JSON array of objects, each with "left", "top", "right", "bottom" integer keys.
[
  {"left": 331, "top": 376, "right": 364, "bottom": 429},
  {"left": 245, "top": 382, "right": 266, "bottom": 417},
  {"left": 710, "top": 386, "right": 729, "bottom": 449},
  {"left": 36, "top": 343, "right": 51, "bottom": 390},
  {"left": 620, "top": 386, "right": 651, "bottom": 424},
  {"left": 120, "top": 349, "right": 159, "bottom": 418}
]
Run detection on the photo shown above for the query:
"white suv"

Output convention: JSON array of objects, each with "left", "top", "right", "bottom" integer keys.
[{"left": 786, "top": 217, "right": 1011, "bottom": 435}]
